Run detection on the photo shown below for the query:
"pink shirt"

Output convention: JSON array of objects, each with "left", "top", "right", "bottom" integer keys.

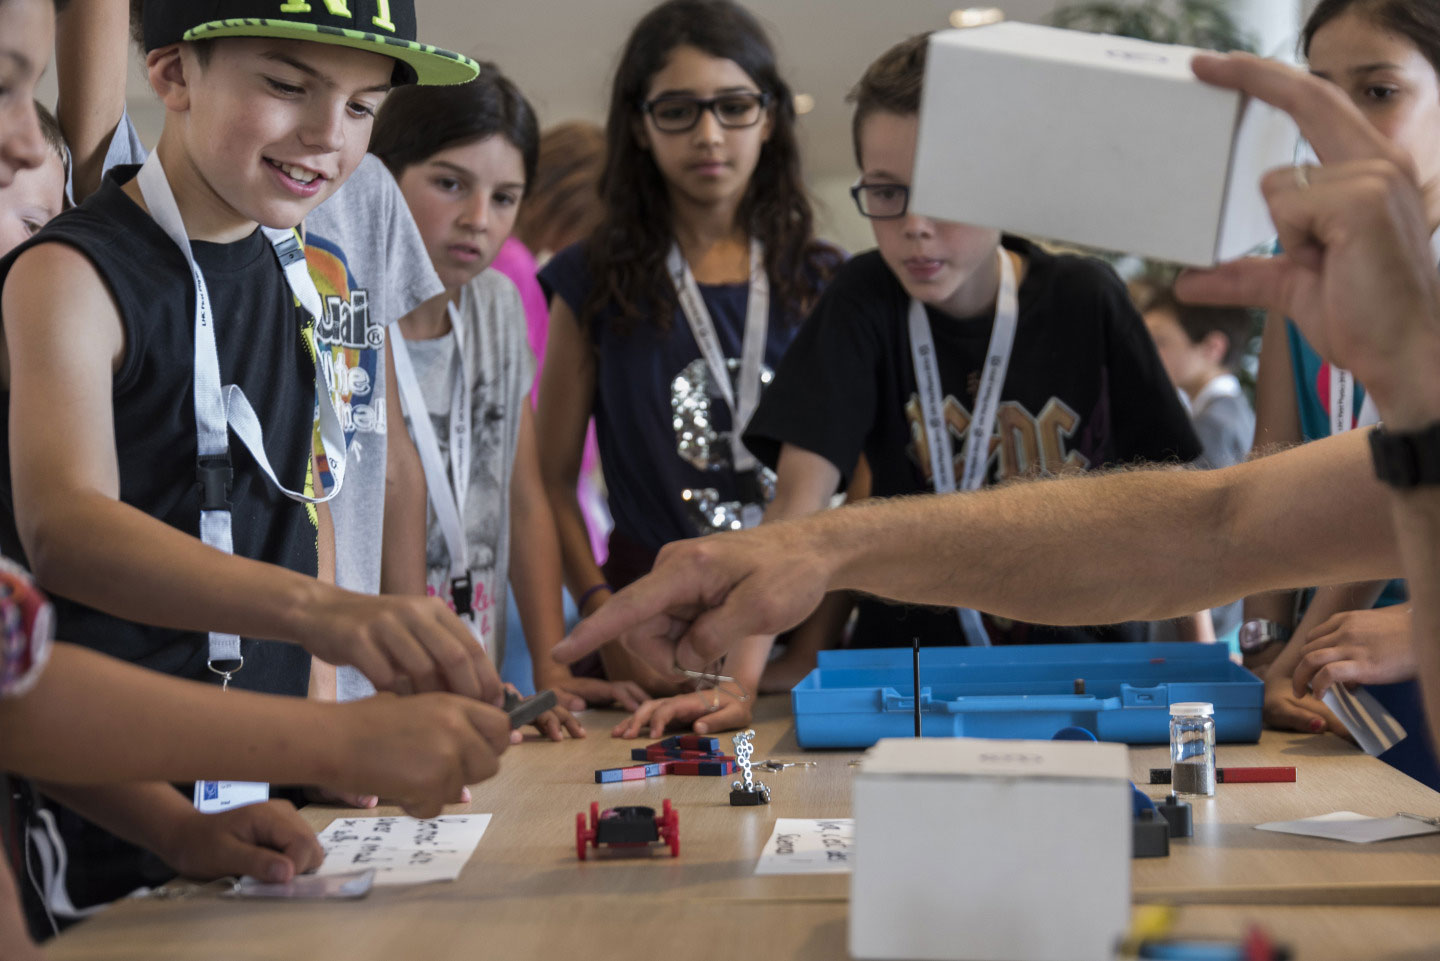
[{"left": 490, "top": 237, "right": 550, "bottom": 404}]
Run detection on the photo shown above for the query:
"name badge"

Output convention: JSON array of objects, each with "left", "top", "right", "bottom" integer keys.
[{"left": 193, "top": 779, "right": 270, "bottom": 814}]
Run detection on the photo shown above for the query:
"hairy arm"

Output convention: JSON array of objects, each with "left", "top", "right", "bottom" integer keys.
[
  {"left": 827, "top": 434, "right": 1392, "bottom": 618},
  {"left": 559, "top": 430, "right": 1395, "bottom": 670}
]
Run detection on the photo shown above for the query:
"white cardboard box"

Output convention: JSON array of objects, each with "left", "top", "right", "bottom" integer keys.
[
  {"left": 850, "top": 737, "right": 1131, "bottom": 961},
  {"left": 912, "top": 22, "right": 1299, "bottom": 266}
]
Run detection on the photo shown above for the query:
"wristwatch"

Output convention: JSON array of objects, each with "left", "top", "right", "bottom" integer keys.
[
  {"left": 1369, "top": 422, "right": 1440, "bottom": 487},
  {"left": 1238, "top": 619, "right": 1290, "bottom": 656}
]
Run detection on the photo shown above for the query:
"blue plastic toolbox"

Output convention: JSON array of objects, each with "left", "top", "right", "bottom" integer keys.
[{"left": 791, "top": 643, "right": 1262, "bottom": 748}]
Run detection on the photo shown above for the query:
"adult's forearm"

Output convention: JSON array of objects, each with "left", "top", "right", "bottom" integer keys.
[
  {"left": 824, "top": 432, "right": 1398, "bottom": 626},
  {"left": 25, "top": 491, "right": 326, "bottom": 645},
  {"left": 0, "top": 645, "right": 343, "bottom": 786}
]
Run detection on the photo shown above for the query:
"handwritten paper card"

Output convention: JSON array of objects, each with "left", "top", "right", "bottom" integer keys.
[
  {"left": 314, "top": 815, "right": 492, "bottom": 885},
  {"left": 755, "top": 818, "right": 854, "bottom": 875}
]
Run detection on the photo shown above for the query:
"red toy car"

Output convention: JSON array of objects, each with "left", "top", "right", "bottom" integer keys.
[{"left": 575, "top": 800, "right": 680, "bottom": 860}]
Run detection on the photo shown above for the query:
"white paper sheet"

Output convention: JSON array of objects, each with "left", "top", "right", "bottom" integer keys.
[
  {"left": 1255, "top": 811, "right": 1440, "bottom": 844},
  {"left": 314, "top": 815, "right": 492, "bottom": 885},
  {"left": 755, "top": 818, "right": 854, "bottom": 875},
  {"left": 1321, "top": 685, "right": 1407, "bottom": 757}
]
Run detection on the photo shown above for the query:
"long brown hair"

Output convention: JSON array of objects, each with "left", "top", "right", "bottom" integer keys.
[
  {"left": 515, "top": 121, "right": 605, "bottom": 256},
  {"left": 582, "top": 0, "right": 833, "bottom": 335}
]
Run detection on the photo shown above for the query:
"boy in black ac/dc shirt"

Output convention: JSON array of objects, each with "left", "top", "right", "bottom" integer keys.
[{"left": 744, "top": 34, "right": 1204, "bottom": 689}]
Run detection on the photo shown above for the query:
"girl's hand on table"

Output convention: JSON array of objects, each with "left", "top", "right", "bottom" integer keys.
[
  {"left": 610, "top": 688, "right": 753, "bottom": 740},
  {"left": 508, "top": 683, "right": 587, "bottom": 743},
  {"left": 160, "top": 800, "right": 323, "bottom": 884},
  {"left": 1293, "top": 605, "right": 1417, "bottom": 699}
]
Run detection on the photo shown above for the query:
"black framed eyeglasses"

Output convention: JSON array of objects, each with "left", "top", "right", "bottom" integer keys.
[
  {"left": 850, "top": 181, "right": 910, "bottom": 219},
  {"left": 641, "top": 91, "right": 773, "bottom": 133}
]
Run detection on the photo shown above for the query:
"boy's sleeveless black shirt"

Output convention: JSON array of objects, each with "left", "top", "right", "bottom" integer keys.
[{"left": 0, "top": 165, "right": 315, "bottom": 695}]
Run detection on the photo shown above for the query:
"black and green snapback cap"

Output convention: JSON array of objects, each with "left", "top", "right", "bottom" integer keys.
[{"left": 142, "top": 0, "right": 479, "bottom": 86}]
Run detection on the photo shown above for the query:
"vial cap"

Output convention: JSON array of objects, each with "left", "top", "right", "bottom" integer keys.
[{"left": 1170, "top": 701, "right": 1214, "bottom": 717}]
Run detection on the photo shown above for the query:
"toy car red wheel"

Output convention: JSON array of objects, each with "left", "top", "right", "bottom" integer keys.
[
  {"left": 658, "top": 799, "right": 680, "bottom": 858},
  {"left": 575, "top": 812, "right": 591, "bottom": 860}
]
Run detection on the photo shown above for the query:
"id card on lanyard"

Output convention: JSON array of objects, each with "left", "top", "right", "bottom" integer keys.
[
  {"left": 1329, "top": 367, "right": 1380, "bottom": 436},
  {"left": 388, "top": 300, "right": 487, "bottom": 654},
  {"left": 135, "top": 153, "right": 345, "bottom": 813},
  {"left": 1324, "top": 231, "right": 1440, "bottom": 434},
  {"left": 668, "top": 239, "right": 769, "bottom": 528},
  {"left": 908, "top": 249, "right": 1019, "bottom": 646}
]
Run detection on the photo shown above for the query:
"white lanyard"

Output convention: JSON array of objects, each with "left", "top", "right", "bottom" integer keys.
[
  {"left": 908, "top": 248, "right": 1019, "bottom": 645},
  {"left": 1329, "top": 368, "right": 1381, "bottom": 435},
  {"left": 135, "top": 153, "right": 346, "bottom": 677},
  {"left": 667, "top": 239, "right": 768, "bottom": 476},
  {"left": 388, "top": 301, "right": 484, "bottom": 649},
  {"left": 1326, "top": 230, "right": 1440, "bottom": 435}
]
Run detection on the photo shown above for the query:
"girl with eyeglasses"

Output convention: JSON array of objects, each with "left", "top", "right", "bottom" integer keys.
[
  {"left": 537, "top": 0, "right": 839, "bottom": 737},
  {"left": 741, "top": 33, "right": 1205, "bottom": 689}
]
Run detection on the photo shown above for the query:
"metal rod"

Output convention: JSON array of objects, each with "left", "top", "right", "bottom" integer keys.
[{"left": 913, "top": 636, "right": 921, "bottom": 738}]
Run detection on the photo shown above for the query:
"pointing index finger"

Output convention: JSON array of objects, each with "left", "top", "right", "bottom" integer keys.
[{"left": 554, "top": 572, "right": 697, "bottom": 664}]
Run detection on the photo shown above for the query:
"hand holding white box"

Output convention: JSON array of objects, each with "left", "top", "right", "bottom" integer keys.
[{"left": 912, "top": 22, "right": 1299, "bottom": 266}]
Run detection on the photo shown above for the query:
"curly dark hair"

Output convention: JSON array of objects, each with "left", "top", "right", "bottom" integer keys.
[{"left": 581, "top": 0, "right": 833, "bottom": 335}]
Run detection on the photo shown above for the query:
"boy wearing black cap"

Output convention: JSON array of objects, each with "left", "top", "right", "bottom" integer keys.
[{"left": 0, "top": 0, "right": 496, "bottom": 920}]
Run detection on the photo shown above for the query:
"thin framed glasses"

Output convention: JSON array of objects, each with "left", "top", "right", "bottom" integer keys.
[
  {"left": 850, "top": 180, "right": 911, "bottom": 219},
  {"left": 642, "top": 91, "right": 773, "bottom": 133}
]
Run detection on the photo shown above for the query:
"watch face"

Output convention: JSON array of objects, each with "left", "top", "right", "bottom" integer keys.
[{"left": 1238, "top": 620, "right": 1269, "bottom": 653}]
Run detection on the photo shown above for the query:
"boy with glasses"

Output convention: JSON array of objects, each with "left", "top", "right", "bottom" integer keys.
[{"left": 743, "top": 34, "right": 1202, "bottom": 683}]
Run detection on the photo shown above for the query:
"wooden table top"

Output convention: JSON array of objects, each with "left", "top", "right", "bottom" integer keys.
[{"left": 45, "top": 696, "right": 1440, "bottom": 961}]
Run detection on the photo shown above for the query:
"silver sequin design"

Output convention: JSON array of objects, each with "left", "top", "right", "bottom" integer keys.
[{"left": 672, "top": 356, "right": 777, "bottom": 534}]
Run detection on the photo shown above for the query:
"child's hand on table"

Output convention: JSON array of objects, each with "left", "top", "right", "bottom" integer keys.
[
  {"left": 506, "top": 683, "right": 587, "bottom": 743},
  {"left": 534, "top": 667, "right": 652, "bottom": 713},
  {"left": 160, "top": 800, "right": 323, "bottom": 884},
  {"left": 610, "top": 687, "right": 752, "bottom": 740},
  {"left": 330, "top": 692, "right": 510, "bottom": 818}
]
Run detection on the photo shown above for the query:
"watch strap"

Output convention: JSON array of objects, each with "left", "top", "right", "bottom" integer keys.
[{"left": 1369, "top": 422, "right": 1440, "bottom": 488}]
